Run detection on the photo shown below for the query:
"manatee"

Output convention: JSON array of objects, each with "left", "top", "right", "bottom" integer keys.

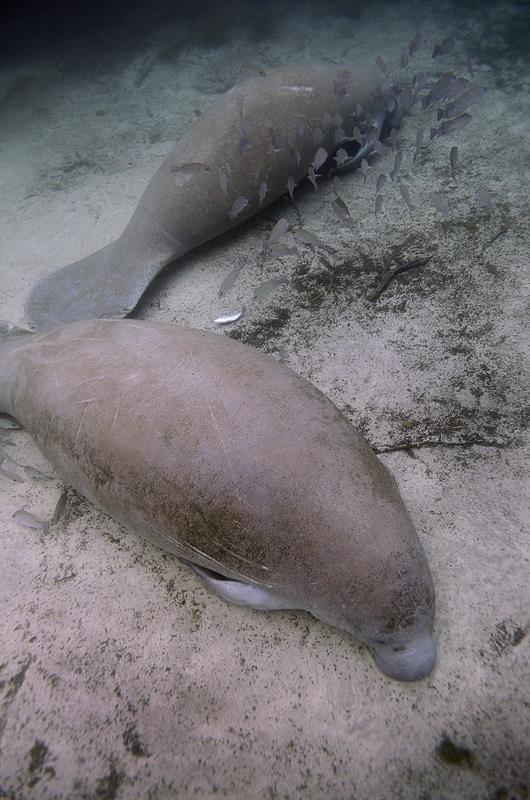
[
  {"left": 25, "top": 64, "right": 398, "bottom": 331},
  {"left": 0, "top": 319, "right": 435, "bottom": 680}
]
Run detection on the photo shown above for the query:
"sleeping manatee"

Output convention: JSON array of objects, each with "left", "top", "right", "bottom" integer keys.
[
  {"left": 0, "top": 319, "right": 435, "bottom": 681},
  {"left": 25, "top": 64, "right": 399, "bottom": 330}
]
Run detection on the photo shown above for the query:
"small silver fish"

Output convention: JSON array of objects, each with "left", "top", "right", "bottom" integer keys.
[
  {"left": 414, "top": 128, "right": 424, "bottom": 159},
  {"left": 218, "top": 169, "right": 229, "bottom": 196},
  {"left": 296, "top": 119, "right": 306, "bottom": 139},
  {"left": 270, "top": 243, "right": 296, "bottom": 257},
  {"left": 376, "top": 173, "right": 386, "bottom": 193},
  {"left": 322, "top": 112, "right": 332, "bottom": 129},
  {"left": 334, "top": 127, "right": 346, "bottom": 145},
  {"left": 476, "top": 187, "right": 493, "bottom": 209},
  {"left": 307, "top": 167, "right": 319, "bottom": 192},
  {"left": 253, "top": 277, "right": 288, "bottom": 300},
  {"left": 446, "top": 76, "right": 470, "bottom": 101},
  {"left": 390, "top": 150, "right": 403, "bottom": 182},
  {"left": 361, "top": 159, "right": 369, "bottom": 183},
  {"left": 293, "top": 229, "right": 330, "bottom": 251},
  {"left": 23, "top": 465, "right": 50, "bottom": 480},
  {"left": 171, "top": 162, "right": 211, "bottom": 175},
  {"left": 445, "top": 85, "right": 485, "bottom": 117},
  {"left": 218, "top": 259, "right": 247, "bottom": 298},
  {"left": 258, "top": 181, "right": 268, "bottom": 207},
  {"left": 376, "top": 55, "right": 387, "bottom": 74},
  {"left": 229, "top": 196, "right": 249, "bottom": 221},
  {"left": 0, "top": 465, "right": 25, "bottom": 482},
  {"left": 266, "top": 218, "right": 290, "bottom": 248},
  {"left": 334, "top": 148, "right": 349, "bottom": 168},
  {"left": 287, "top": 176, "right": 296, "bottom": 200},
  {"left": 430, "top": 191, "right": 449, "bottom": 216},
  {"left": 52, "top": 490, "right": 68, "bottom": 525},
  {"left": 450, "top": 145, "right": 459, "bottom": 175},
  {"left": 433, "top": 113, "right": 472, "bottom": 138},
  {"left": 399, "top": 183, "right": 415, "bottom": 213},
  {"left": 214, "top": 306, "right": 246, "bottom": 324},
  {"left": 375, "top": 194, "right": 384, "bottom": 215},
  {"left": 236, "top": 93, "right": 244, "bottom": 117},
  {"left": 332, "top": 197, "right": 353, "bottom": 228},
  {"left": 13, "top": 508, "right": 50, "bottom": 533},
  {"left": 353, "top": 126, "right": 363, "bottom": 146},
  {"left": 432, "top": 37, "right": 455, "bottom": 58},
  {"left": 389, "top": 128, "right": 398, "bottom": 149},
  {"left": 311, "top": 147, "right": 328, "bottom": 172},
  {"left": 409, "top": 31, "right": 421, "bottom": 57},
  {"left": 374, "top": 140, "right": 384, "bottom": 156},
  {"left": 312, "top": 128, "right": 324, "bottom": 147}
]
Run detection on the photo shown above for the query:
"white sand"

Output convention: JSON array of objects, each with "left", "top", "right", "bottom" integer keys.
[{"left": 1, "top": 2, "right": 528, "bottom": 797}]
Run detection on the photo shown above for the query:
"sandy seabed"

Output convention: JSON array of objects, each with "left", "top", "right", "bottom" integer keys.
[{"left": 0, "top": 1, "right": 528, "bottom": 798}]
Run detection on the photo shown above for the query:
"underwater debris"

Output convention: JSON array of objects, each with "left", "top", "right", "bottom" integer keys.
[
  {"left": 369, "top": 257, "right": 432, "bottom": 301},
  {"left": 218, "top": 259, "right": 247, "bottom": 298},
  {"left": 13, "top": 508, "right": 50, "bottom": 534},
  {"left": 214, "top": 307, "right": 246, "bottom": 324}
]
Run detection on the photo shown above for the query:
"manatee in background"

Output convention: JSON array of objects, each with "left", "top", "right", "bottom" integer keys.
[
  {"left": 26, "top": 64, "right": 397, "bottom": 330},
  {"left": 0, "top": 319, "right": 435, "bottom": 680}
]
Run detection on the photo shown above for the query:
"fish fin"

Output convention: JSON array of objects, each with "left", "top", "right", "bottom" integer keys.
[{"left": 183, "top": 561, "right": 292, "bottom": 611}]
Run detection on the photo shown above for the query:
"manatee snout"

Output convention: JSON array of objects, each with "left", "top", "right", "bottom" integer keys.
[{"left": 372, "top": 633, "right": 437, "bottom": 682}]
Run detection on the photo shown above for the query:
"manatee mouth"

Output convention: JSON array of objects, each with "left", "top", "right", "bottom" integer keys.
[{"left": 372, "top": 634, "right": 436, "bottom": 682}]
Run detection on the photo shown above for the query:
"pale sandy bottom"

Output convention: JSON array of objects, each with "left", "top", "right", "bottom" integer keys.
[{"left": 0, "top": 1, "right": 529, "bottom": 798}]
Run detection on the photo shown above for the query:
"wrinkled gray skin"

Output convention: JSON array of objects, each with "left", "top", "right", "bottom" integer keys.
[
  {"left": 26, "top": 64, "right": 396, "bottom": 331},
  {"left": 0, "top": 320, "right": 435, "bottom": 680}
]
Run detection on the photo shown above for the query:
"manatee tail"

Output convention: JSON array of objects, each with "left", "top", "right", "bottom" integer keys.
[
  {"left": 24, "top": 234, "right": 175, "bottom": 332},
  {"left": 25, "top": 241, "right": 136, "bottom": 331}
]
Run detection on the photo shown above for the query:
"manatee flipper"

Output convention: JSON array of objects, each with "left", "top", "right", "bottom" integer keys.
[{"left": 184, "top": 561, "right": 292, "bottom": 611}]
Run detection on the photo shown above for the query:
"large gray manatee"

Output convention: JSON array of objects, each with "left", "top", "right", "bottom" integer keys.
[
  {"left": 26, "top": 64, "right": 397, "bottom": 331},
  {"left": 0, "top": 319, "right": 435, "bottom": 680}
]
